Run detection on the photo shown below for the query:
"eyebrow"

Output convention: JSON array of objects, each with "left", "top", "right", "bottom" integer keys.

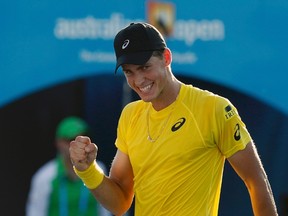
[{"left": 122, "top": 63, "right": 147, "bottom": 71}]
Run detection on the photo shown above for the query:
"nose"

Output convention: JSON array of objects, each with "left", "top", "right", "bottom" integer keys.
[{"left": 134, "top": 72, "right": 145, "bottom": 86}]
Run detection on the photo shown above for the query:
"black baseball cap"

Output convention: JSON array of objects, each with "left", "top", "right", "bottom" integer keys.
[{"left": 113, "top": 22, "right": 167, "bottom": 73}]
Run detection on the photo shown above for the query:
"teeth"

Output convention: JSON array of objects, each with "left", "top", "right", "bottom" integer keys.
[{"left": 140, "top": 84, "right": 152, "bottom": 93}]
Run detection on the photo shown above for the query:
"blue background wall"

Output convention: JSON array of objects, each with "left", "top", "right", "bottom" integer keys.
[{"left": 1, "top": 0, "right": 288, "bottom": 215}]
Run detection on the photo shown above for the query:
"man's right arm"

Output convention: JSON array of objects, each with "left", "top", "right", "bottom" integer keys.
[
  {"left": 70, "top": 136, "right": 134, "bottom": 216},
  {"left": 91, "top": 150, "right": 134, "bottom": 216}
]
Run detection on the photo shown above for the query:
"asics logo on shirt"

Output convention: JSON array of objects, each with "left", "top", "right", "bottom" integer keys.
[
  {"left": 171, "top": 118, "right": 186, "bottom": 132},
  {"left": 234, "top": 123, "right": 241, "bottom": 141}
]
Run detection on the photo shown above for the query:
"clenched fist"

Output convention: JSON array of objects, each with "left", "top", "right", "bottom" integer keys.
[{"left": 69, "top": 136, "right": 98, "bottom": 171}]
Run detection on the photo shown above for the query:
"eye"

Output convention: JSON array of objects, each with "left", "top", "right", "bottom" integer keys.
[
  {"left": 123, "top": 69, "right": 132, "bottom": 76},
  {"left": 141, "top": 65, "right": 150, "bottom": 71}
]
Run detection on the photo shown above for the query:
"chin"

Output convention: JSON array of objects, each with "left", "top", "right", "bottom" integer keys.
[
  {"left": 139, "top": 95, "right": 152, "bottom": 102},
  {"left": 138, "top": 90, "right": 156, "bottom": 102}
]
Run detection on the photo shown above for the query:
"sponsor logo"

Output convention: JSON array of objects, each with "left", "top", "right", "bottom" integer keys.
[
  {"left": 224, "top": 105, "right": 236, "bottom": 120},
  {"left": 122, "top": 39, "right": 129, "bottom": 49},
  {"left": 171, "top": 117, "right": 186, "bottom": 132},
  {"left": 234, "top": 123, "right": 241, "bottom": 141}
]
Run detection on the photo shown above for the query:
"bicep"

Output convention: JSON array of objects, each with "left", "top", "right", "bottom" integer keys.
[
  {"left": 109, "top": 149, "right": 134, "bottom": 199},
  {"left": 227, "top": 141, "right": 267, "bottom": 185}
]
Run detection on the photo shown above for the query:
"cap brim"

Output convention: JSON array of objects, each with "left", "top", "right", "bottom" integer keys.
[{"left": 114, "top": 51, "right": 153, "bottom": 74}]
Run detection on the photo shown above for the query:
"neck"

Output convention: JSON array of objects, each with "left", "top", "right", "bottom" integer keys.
[{"left": 151, "top": 78, "right": 181, "bottom": 111}]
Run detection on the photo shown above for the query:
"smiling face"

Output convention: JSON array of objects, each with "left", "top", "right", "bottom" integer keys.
[{"left": 121, "top": 48, "right": 179, "bottom": 110}]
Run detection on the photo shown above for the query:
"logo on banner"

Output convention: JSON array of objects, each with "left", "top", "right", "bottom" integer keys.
[{"left": 147, "top": 1, "right": 175, "bottom": 37}]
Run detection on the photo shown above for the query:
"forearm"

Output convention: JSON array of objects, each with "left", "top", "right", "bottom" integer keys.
[
  {"left": 74, "top": 161, "right": 133, "bottom": 215},
  {"left": 246, "top": 178, "right": 278, "bottom": 216},
  {"left": 91, "top": 176, "right": 134, "bottom": 216}
]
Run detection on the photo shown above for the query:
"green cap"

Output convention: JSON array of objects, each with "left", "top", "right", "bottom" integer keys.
[{"left": 56, "top": 116, "right": 89, "bottom": 140}]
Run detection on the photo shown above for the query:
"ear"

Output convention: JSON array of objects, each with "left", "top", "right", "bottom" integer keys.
[{"left": 163, "top": 48, "right": 172, "bottom": 66}]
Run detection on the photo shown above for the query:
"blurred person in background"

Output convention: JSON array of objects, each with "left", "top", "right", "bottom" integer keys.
[{"left": 26, "top": 116, "right": 111, "bottom": 216}]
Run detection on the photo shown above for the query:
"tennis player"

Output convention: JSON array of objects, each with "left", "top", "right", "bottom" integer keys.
[{"left": 70, "top": 23, "right": 278, "bottom": 216}]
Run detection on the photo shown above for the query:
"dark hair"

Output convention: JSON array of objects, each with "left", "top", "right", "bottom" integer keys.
[{"left": 152, "top": 49, "right": 165, "bottom": 59}]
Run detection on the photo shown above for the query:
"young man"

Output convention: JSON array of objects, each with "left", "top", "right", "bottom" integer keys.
[{"left": 69, "top": 23, "right": 278, "bottom": 215}]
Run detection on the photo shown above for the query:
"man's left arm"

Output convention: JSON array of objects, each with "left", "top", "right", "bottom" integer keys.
[{"left": 228, "top": 141, "right": 278, "bottom": 216}]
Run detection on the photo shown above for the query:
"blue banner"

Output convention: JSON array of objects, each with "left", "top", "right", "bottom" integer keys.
[{"left": 1, "top": 0, "right": 288, "bottom": 114}]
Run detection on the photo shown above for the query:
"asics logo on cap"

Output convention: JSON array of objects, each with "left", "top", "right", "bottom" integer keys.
[{"left": 122, "top": 39, "right": 130, "bottom": 49}]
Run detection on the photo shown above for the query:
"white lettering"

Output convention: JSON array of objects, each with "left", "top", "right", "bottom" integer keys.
[
  {"left": 79, "top": 50, "right": 115, "bottom": 63},
  {"left": 174, "top": 19, "right": 225, "bottom": 45},
  {"left": 172, "top": 52, "right": 198, "bottom": 64},
  {"left": 54, "top": 13, "right": 141, "bottom": 40},
  {"left": 54, "top": 13, "right": 225, "bottom": 45},
  {"left": 80, "top": 49, "right": 197, "bottom": 64}
]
